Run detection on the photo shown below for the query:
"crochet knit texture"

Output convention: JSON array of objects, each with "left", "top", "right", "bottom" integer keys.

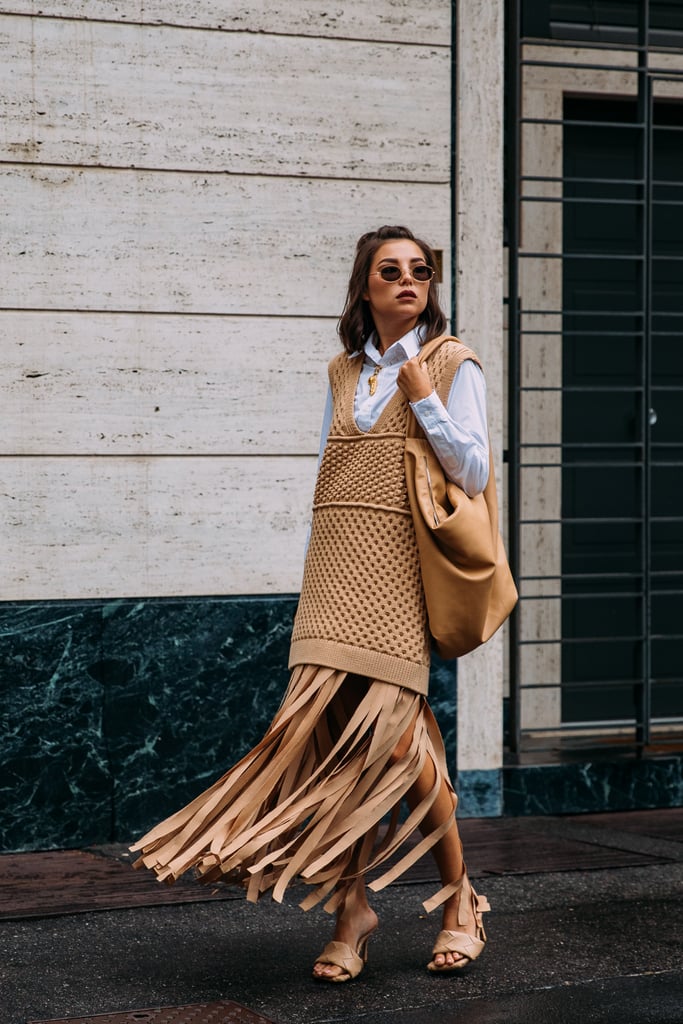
[{"left": 289, "top": 339, "right": 468, "bottom": 695}]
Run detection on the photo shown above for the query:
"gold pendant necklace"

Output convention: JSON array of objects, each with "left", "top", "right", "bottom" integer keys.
[{"left": 368, "top": 363, "right": 382, "bottom": 396}]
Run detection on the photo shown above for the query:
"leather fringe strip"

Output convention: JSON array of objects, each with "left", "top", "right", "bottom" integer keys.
[{"left": 130, "top": 664, "right": 457, "bottom": 913}]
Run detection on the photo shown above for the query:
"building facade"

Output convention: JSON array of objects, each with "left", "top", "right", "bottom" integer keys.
[{"left": 0, "top": 0, "right": 680, "bottom": 851}]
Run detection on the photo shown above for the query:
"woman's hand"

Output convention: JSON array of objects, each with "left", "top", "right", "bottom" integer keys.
[{"left": 397, "top": 357, "right": 434, "bottom": 404}]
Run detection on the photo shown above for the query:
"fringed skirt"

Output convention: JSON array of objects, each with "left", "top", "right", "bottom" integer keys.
[{"left": 130, "top": 664, "right": 457, "bottom": 915}]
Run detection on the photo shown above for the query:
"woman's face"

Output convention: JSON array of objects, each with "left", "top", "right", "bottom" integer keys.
[{"left": 363, "top": 239, "right": 431, "bottom": 333}]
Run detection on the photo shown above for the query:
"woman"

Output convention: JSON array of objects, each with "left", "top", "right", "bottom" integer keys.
[{"left": 131, "top": 225, "right": 491, "bottom": 981}]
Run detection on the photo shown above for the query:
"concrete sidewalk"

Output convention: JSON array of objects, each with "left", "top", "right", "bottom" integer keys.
[{"left": 2, "top": 811, "right": 682, "bottom": 1024}]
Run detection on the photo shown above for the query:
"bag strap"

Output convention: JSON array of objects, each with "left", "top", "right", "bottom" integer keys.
[
  {"left": 409, "top": 335, "right": 501, "bottom": 539},
  {"left": 406, "top": 334, "right": 482, "bottom": 438},
  {"left": 419, "top": 335, "right": 481, "bottom": 400},
  {"left": 415, "top": 333, "right": 460, "bottom": 365}
]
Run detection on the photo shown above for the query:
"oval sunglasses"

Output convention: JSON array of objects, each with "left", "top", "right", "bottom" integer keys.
[{"left": 369, "top": 264, "right": 434, "bottom": 283}]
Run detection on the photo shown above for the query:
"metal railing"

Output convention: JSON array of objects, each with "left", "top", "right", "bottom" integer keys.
[{"left": 505, "top": 0, "right": 683, "bottom": 759}]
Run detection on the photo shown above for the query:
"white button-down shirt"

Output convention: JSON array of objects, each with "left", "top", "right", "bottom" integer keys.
[{"left": 318, "top": 327, "right": 489, "bottom": 497}]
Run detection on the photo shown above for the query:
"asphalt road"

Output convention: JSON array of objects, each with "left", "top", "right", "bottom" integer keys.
[{"left": 3, "top": 859, "right": 682, "bottom": 1024}]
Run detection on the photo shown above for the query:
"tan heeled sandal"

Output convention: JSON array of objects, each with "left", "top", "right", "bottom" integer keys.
[
  {"left": 312, "top": 928, "right": 375, "bottom": 983},
  {"left": 427, "top": 872, "right": 490, "bottom": 973}
]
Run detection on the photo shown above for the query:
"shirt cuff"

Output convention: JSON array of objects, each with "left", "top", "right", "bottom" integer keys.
[{"left": 409, "top": 391, "right": 447, "bottom": 427}]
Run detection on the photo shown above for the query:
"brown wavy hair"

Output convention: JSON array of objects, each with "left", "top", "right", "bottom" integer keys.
[{"left": 337, "top": 225, "right": 447, "bottom": 354}]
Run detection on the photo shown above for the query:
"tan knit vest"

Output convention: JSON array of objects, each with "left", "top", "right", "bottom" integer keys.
[{"left": 289, "top": 338, "right": 475, "bottom": 695}]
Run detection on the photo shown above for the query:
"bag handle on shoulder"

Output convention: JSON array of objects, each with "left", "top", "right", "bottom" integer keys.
[
  {"left": 406, "top": 335, "right": 481, "bottom": 438},
  {"left": 415, "top": 333, "right": 456, "bottom": 364}
]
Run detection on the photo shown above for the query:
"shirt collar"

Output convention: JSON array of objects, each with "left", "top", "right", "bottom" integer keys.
[{"left": 363, "top": 324, "right": 425, "bottom": 365}]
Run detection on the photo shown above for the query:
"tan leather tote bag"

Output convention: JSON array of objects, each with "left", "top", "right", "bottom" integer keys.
[{"left": 404, "top": 336, "right": 518, "bottom": 659}]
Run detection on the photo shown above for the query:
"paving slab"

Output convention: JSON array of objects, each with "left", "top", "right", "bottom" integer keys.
[{"left": 1, "top": 814, "right": 673, "bottom": 922}]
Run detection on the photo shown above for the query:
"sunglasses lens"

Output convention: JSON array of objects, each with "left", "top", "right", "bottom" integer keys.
[{"left": 377, "top": 265, "right": 433, "bottom": 282}]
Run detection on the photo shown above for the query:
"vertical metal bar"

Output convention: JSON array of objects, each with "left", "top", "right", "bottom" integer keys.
[
  {"left": 506, "top": 0, "right": 522, "bottom": 757},
  {"left": 451, "top": 0, "right": 458, "bottom": 333},
  {"left": 448, "top": 0, "right": 459, "bottom": 734},
  {"left": 637, "top": 0, "right": 652, "bottom": 749}
]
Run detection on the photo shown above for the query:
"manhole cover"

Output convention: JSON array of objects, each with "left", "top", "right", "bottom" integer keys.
[{"left": 27, "top": 1000, "right": 276, "bottom": 1024}]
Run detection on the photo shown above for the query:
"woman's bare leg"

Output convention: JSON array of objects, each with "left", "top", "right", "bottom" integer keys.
[
  {"left": 312, "top": 675, "right": 378, "bottom": 979},
  {"left": 403, "top": 737, "right": 478, "bottom": 967},
  {"left": 311, "top": 871, "right": 378, "bottom": 979}
]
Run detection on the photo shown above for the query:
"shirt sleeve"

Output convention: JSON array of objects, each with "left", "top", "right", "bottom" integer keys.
[
  {"left": 305, "top": 386, "right": 334, "bottom": 558},
  {"left": 317, "top": 386, "right": 334, "bottom": 469},
  {"left": 409, "top": 359, "right": 489, "bottom": 496}
]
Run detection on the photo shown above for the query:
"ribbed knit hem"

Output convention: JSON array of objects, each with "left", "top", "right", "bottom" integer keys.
[{"left": 288, "top": 638, "right": 429, "bottom": 695}]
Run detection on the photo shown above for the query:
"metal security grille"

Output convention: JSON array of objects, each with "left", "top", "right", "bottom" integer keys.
[{"left": 506, "top": 0, "right": 683, "bottom": 758}]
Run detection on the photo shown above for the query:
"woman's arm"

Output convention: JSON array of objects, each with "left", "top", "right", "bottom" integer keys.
[{"left": 408, "top": 360, "right": 489, "bottom": 496}]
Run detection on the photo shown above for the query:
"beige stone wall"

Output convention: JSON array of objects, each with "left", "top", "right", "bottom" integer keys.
[{"left": 0, "top": 2, "right": 452, "bottom": 599}]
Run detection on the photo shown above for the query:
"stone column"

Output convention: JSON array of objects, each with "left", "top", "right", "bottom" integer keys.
[{"left": 453, "top": 0, "right": 506, "bottom": 816}]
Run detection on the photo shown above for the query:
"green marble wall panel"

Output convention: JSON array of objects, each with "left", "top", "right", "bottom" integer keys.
[
  {"left": 0, "top": 602, "right": 112, "bottom": 850},
  {"left": 100, "top": 598, "right": 296, "bottom": 840},
  {"left": 0, "top": 597, "right": 458, "bottom": 852},
  {"left": 503, "top": 758, "right": 683, "bottom": 816},
  {"left": 456, "top": 769, "right": 502, "bottom": 818},
  {"left": 5, "top": 595, "right": 680, "bottom": 852}
]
